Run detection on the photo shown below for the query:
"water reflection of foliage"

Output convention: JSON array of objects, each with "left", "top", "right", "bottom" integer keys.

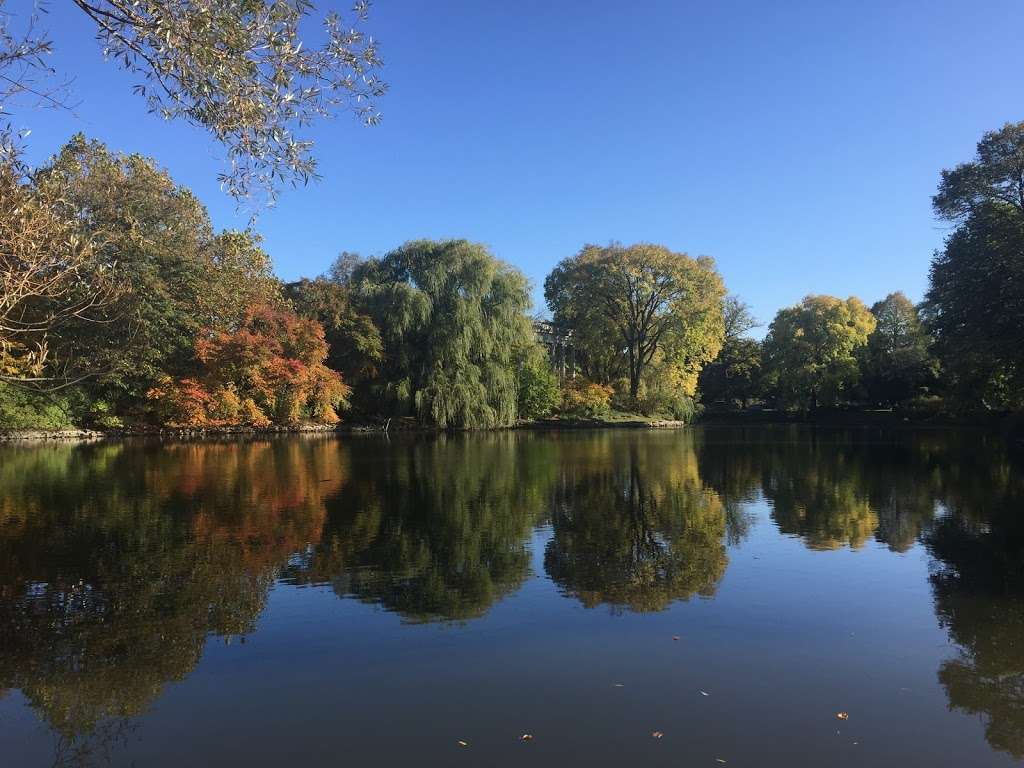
[
  {"left": 695, "top": 427, "right": 941, "bottom": 551},
  {"left": 0, "top": 438, "right": 343, "bottom": 743},
  {"left": 2, "top": 429, "right": 1022, "bottom": 763},
  {"left": 925, "top": 444, "right": 1024, "bottom": 760},
  {"left": 288, "top": 433, "right": 557, "bottom": 623},
  {"left": 543, "top": 433, "right": 728, "bottom": 612}
]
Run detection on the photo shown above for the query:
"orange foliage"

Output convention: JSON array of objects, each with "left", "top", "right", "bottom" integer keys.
[{"left": 148, "top": 304, "right": 350, "bottom": 427}]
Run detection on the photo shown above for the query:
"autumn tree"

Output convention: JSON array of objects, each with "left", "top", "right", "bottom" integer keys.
[
  {"left": 350, "top": 239, "right": 537, "bottom": 429},
  {"left": 926, "top": 121, "right": 1024, "bottom": 410},
  {"left": 544, "top": 243, "right": 726, "bottom": 406},
  {"left": 0, "top": 0, "right": 386, "bottom": 203},
  {"left": 763, "top": 295, "right": 875, "bottom": 410},
  {"left": 31, "top": 136, "right": 281, "bottom": 416},
  {"left": 0, "top": 148, "right": 121, "bottom": 387},
  {"left": 285, "top": 271, "right": 383, "bottom": 403},
  {"left": 148, "top": 303, "right": 349, "bottom": 427}
]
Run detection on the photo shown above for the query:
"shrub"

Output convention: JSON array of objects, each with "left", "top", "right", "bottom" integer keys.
[
  {"left": 518, "top": 359, "right": 561, "bottom": 420},
  {"left": 560, "top": 380, "right": 613, "bottom": 418},
  {"left": 0, "top": 383, "right": 76, "bottom": 429}
]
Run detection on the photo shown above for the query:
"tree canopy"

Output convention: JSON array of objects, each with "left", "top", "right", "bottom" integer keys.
[
  {"left": 350, "top": 239, "right": 537, "bottom": 429},
  {"left": 925, "top": 121, "right": 1024, "bottom": 410},
  {"left": 861, "top": 292, "right": 933, "bottom": 407},
  {"left": 933, "top": 121, "right": 1024, "bottom": 221},
  {"left": 763, "top": 295, "right": 875, "bottom": 410},
  {"left": 544, "top": 242, "right": 726, "bottom": 407}
]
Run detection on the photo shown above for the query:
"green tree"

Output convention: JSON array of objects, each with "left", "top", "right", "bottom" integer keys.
[
  {"left": 31, "top": 135, "right": 282, "bottom": 419},
  {"left": 350, "top": 239, "right": 536, "bottom": 429},
  {"left": 1, "top": 0, "right": 386, "bottom": 203},
  {"left": 763, "top": 295, "right": 875, "bottom": 410},
  {"left": 933, "top": 121, "right": 1024, "bottom": 221},
  {"left": 544, "top": 242, "right": 726, "bottom": 406},
  {"left": 697, "top": 295, "right": 762, "bottom": 409},
  {"left": 516, "top": 349, "right": 561, "bottom": 420},
  {"left": 698, "top": 337, "right": 763, "bottom": 409},
  {"left": 925, "top": 122, "right": 1024, "bottom": 410},
  {"left": 861, "top": 291, "right": 934, "bottom": 407},
  {"left": 285, "top": 274, "right": 383, "bottom": 401}
]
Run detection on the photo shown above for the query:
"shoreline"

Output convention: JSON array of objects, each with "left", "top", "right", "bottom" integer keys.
[{"left": 1, "top": 411, "right": 1021, "bottom": 442}]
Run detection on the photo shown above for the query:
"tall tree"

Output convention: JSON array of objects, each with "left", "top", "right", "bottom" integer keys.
[
  {"left": 722, "top": 294, "right": 758, "bottom": 341},
  {"left": 0, "top": 147, "right": 122, "bottom": 387},
  {"left": 933, "top": 121, "right": 1024, "bottom": 221},
  {"left": 544, "top": 243, "right": 726, "bottom": 404},
  {"left": 926, "top": 121, "right": 1024, "bottom": 410},
  {"left": 697, "top": 337, "right": 763, "bottom": 409},
  {"left": 0, "top": 0, "right": 386, "bottom": 203},
  {"left": 698, "top": 294, "right": 762, "bottom": 409},
  {"left": 351, "top": 239, "right": 537, "bottom": 429},
  {"left": 285, "top": 274, "right": 383, "bottom": 399},
  {"left": 32, "top": 135, "right": 282, "bottom": 415},
  {"left": 861, "top": 291, "right": 933, "bottom": 407},
  {"left": 763, "top": 295, "right": 875, "bottom": 410}
]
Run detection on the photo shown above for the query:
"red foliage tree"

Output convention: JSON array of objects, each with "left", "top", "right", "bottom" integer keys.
[{"left": 148, "top": 304, "right": 349, "bottom": 427}]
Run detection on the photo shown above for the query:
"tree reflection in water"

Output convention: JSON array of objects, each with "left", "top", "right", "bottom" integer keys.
[
  {"left": 286, "top": 433, "right": 557, "bottom": 623},
  {"left": 0, "top": 438, "right": 344, "bottom": 761},
  {"left": 924, "top": 441, "right": 1024, "bottom": 761},
  {"left": 0, "top": 429, "right": 1022, "bottom": 763},
  {"left": 543, "top": 432, "right": 728, "bottom": 612}
]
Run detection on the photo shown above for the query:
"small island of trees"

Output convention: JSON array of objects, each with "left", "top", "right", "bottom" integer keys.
[{"left": 2, "top": 120, "right": 1023, "bottom": 431}]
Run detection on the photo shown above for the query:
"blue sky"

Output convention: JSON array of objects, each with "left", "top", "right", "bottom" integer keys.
[{"left": 15, "top": 0, "right": 1024, "bottom": 332}]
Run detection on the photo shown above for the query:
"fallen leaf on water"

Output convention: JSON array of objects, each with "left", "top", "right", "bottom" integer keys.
[
  {"left": 520, "top": 734, "right": 534, "bottom": 742},
  {"left": 836, "top": 712, "right": 849, "bottom": 720},
  {"left": 457, "top": 740, "right": 469, "bottom": 747},
  {"left": 651, "top": 731, "right": 664, "bottom": 739}
]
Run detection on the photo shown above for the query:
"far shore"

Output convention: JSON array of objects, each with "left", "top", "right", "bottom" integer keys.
[{"left": 2, "top": 409, "right": 1022, "bottom": 443}]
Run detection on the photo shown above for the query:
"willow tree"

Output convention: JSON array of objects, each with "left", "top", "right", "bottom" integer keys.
[
  {"left": 351, "top": 239, "right": 536, "bottom": 429},
  {"left": 544, "top": 242, "right": 726, "bottom": 406}
]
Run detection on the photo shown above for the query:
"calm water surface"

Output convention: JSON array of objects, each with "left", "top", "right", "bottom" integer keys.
[{"left": 0, "top": 427, "right": 1022, "bottom": 767}]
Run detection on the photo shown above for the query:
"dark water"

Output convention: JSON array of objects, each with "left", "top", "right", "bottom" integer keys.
[{"left": 0, "top": 428, "right": 1022, "bottom": 767}]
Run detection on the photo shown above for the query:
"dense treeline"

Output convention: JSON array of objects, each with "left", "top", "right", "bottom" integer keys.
[
  {"left": 2, "top": 121, "right": 1023, "bottom": 429},
  {"left": 700, "top": 121, "right": 1024, "bottom": 415}
]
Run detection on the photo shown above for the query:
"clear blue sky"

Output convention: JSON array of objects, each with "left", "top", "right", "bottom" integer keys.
[{"left": 16, "top": 0, "right": 1024, "bottom": 332}]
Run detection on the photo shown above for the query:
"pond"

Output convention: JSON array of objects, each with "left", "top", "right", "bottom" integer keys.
[{"left": 0, "top": 427, "right": 1021, "bottom": 767}]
